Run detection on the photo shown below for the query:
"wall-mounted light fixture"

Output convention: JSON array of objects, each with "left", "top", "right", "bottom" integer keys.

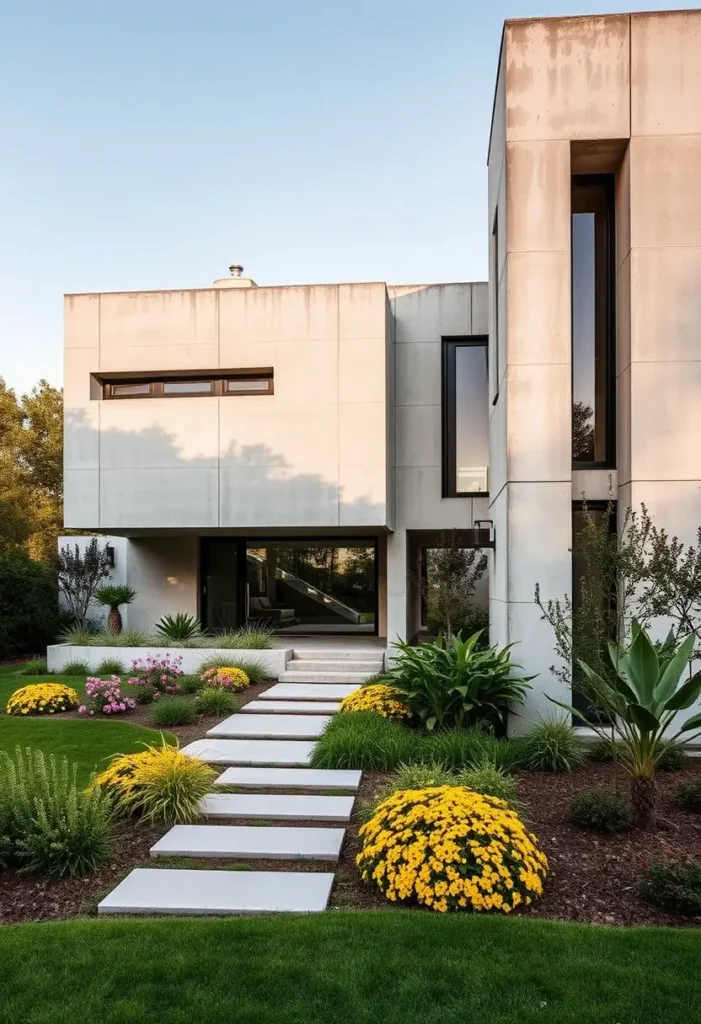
[
  {"left": 471, "top": 520, "right": 495, "bottom": 549},
  {"left": 105, "top": 544, "right": 116, "bottom": 569}
]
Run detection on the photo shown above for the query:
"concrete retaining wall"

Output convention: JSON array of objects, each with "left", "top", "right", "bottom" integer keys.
[{"left": 47, "top": 645, "right": 291, "bottom": 677}]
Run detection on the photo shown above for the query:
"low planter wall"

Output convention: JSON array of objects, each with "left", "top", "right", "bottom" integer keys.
[{"left": 47, "top": 644, "right": 291, "bottom": 678}]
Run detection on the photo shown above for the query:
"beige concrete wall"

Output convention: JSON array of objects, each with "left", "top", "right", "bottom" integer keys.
[
  {"left": 126, "top": 536, "right": 199, "bottom": 629},
  {"left": 64, "top": 284, "right": 390, "bottom": 530}
]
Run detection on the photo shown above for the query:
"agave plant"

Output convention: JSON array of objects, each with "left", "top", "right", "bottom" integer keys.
[
  {"left": 549, "top": 622, "right": 701, "bottom": 829},
  {"left": 94, "top": 585, "right": 137, "bottom": 634},
  {"left": 387, "top": 632, "right": 533, "bottom": 732},
  {"left": 154, "top": 613, "right": 203, "bottom": 642}
]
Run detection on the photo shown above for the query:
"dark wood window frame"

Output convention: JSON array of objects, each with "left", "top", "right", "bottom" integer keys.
[
  {"left": 100, "top": 369, "right": 274, "bottom": 400},
  {"left": 571, "top": 174, "right": 616, "bottom": 468},
  {"left": 442, "top": 336, "right": 489, "bottom": 499}
]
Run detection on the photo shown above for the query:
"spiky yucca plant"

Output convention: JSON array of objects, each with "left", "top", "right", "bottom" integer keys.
[{"left": 94, "top": 584, "right": 137, "bottom": 634}]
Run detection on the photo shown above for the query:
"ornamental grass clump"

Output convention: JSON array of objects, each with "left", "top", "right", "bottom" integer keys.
[
  {"left": 521, "top": 718, "right": 588, "bottom": 773},
  {"left": 357, "top": 786, "right": 548, "bottom": 913},
  {"left": 6, "top": 683, "right": 79, "bottom": 716},
  {"left": 199, "top": 666, "right": 250, "bottom": 691},
  {"left": 92, "top": 743, "right": 215, "bottom": 825},
  {"left": 340, "top": 684, "right": 411, "bottom": 722}
]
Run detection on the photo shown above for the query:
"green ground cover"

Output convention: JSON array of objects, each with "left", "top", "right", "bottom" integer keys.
[{"left": 2, "top": 912, "right": 701, "bottom": 1024}]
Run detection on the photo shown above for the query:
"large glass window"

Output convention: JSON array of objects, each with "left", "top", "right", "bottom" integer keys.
[
  {"left": 571, "top": 176, "right": 616, "bottom": 466},
  {"left": 442, "top": 339, "right": 489, "bottom": 497}
]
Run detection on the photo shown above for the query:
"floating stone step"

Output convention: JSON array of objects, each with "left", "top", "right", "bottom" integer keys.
[
  {"left": 98, "top": 868, "right": 335, "bottom": 916},
  {"left": 287, "top": 660, "right": 383, "bottom": 675},
  {"left": 199, "top": 792, "right": 354, "bottom": 822},
  {"left": 242, "top": 699, "right": 341, "bottom": 715},
  {"left": 206, "top": 714, "right": 331, "bottom": 740},
  {"left": 279, "top": 670, "right": 372, "bottom": 684},
  {"left": 213, "top": 767, "right": 362, "bottom": 791},
  {"left": 260, "top": 683, "right": 358, "bottom": 701},
  {"left": 150, "top": 825, "right": 345, "bottom": 862},
  {"left": 181, "top": 738, "right": 314, "bottom": 766},
  {"left": 291, "top": 649, "right": 384, "bottom": 662}
]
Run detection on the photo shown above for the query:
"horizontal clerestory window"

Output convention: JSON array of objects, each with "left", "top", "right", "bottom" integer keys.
[{"left": 100, "top": 370, "right": 274, "bottom": 399}]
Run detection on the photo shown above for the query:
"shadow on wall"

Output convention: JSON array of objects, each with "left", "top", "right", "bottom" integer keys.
[{"left": 64, "top": 410, "right": 386, "bottom": 530}]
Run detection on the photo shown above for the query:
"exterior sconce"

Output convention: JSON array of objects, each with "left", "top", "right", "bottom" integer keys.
[
  {"left": 105, "top": 544, "right": 116, "bottom": 569},
  {"left": 470, "top": 520, "right": 495, "bottom": 549}
]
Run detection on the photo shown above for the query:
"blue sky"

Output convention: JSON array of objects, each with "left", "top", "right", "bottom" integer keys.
[{"left": 0, "top": 0, "right": 688, "bottom": 393}]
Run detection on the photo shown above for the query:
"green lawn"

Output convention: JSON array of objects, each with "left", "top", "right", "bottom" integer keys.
[
  {"left": 0, "top": 664, "right": 89, "bottom": 705},
  {"left": 0, "top": 717, "right": 175, "bottom": 785},
  {"left": 2, "top": 912, "right": 701, "bottom": 1023}
]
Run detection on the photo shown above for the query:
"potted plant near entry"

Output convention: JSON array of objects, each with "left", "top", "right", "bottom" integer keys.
[{"left": 94, "top": 585, "right": 137, "bottom": 634}]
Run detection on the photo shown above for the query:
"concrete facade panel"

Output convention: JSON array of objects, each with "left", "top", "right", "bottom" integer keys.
[
  {"left": 217, "top": 285, "right": 339, "bottom": 345},
  {"left": 389, "top": 284, "right": 471, "bottom": 344},
  {"left": 506, "top": 140, "right": 571, "bottom": 253},
  {"left": 99, "top": 398, "right": 220, "bottom": 469},
  {"left": 394, "top": 342, "right": 441, "bottom": 407},
  {"left": 63, "top": 469, "right": 99, "bottom": 528},
  {"left": 338, "top": 283, "right": 387, "bottom": 340},
  {"left": 395, "top": 405, "right": 440, "bottom": 468},
  {"left": 220, "top": 468, "right": 338, "bottom": 528},
  {"left": 506, "top": 482, "right": 572, "bottom": 604},
  {"left": 100, "top": 469, "right": 219, "bottom": 529},
  {"left": 630, "top": 135, "right": 701, "bottom": 249},
  {"left": 630, "top": 361, "right": 701, "bottom": 481},
  {"left": 506, "top": 364, "right": 571, "bottom": 482},
  {"left": 98, "top": 290, "right": 217, "bottom": 353},
  {"left": 339, "top": 338, "right": 387, "bottom": 403},
  {"left": 506, "top": 251, "right": 570, "bottom": 365},
  {"left": 631, "top": 246, "right": 701, "bottom": 363},
  {"left": 631, "top": 11, "right": 701, "bottom": 137},
  {"left": 64, "top": 293, "right": 100, "bottom": 349}
]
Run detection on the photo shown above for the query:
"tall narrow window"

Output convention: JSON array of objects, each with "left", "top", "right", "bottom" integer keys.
[
  {"left": 442, "top": 338, "right": 489, "bottom": 497},
  {"left": 491, "top": 209, "right": 500, "bottom": 405},
  {"left": 571, "top": 175, "right": 616, "bottom": 465}
]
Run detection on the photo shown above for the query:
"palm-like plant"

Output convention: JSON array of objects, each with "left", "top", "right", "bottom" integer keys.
[
  {"left": 549, "top": 622, "right": 701, "bottom": 829},
  {"left": 387, "top": 632, "right": 533, "bottom": 732},
  {"left": 94, "top": 585, "right": 137, "bottom": 635}
]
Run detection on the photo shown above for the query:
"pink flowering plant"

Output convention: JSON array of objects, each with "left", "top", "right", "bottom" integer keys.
[
  {"left": 126, "top": 654, "right": 183, "bottom": 704},
  {"left": 78, "top": 676, "right": 136, "bottom": 716}
]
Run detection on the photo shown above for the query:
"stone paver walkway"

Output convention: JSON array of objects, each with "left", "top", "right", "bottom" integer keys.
[{"left": 98, "top": 647, "right": 380, "bottom": 916}]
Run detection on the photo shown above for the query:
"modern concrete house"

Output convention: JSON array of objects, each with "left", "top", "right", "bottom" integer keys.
[{"left": 62, "top": 8, "right": 701, "bottom": 728}]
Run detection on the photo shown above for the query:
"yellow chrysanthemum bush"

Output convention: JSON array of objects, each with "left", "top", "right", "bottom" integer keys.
[
  {"left": 6, "top": 683, "right": 79, "bottom": 716},
  {"left": 356, "top": 786, "right": 548, "bottom": 913},
  {"left": 91, "top": 743, "right": 216, "bottom": 825},
  {"left": 340, "top": 684, "right": 411, "bottom": 722},
  {"left": 199, "top": 666, "right": 250, "bottom": 691}
]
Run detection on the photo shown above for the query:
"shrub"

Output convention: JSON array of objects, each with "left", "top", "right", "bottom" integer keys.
[
  {"left": 357, "top": 786, "right": 548, "bottom": 913},
  {"left": 657, "top": 742, "right": 688, "bottom": 772},
  {"left": 195, "top": 688, "right": 238, "bottom": 717},
  {"left": 455, "top": 762, "right": 522, "bottom": 808},
  {"left": 311, "top": 712, "right": 417, "bottom": 771},
  {"left": 96, "top": 658, "right": 126, "bottom": 676},
  {"left": 213, "top": 623, "right": 275, "bottom": 650},
  {"left": 154, "top": 613, "right": 202, "bottom": 642},
  {"left": 340, "top": 684, "right": 411, "bottom": 722},
  {"left": 674, "top": 781, "right": 701, "bottom": 813},
  {"left": 20, "top": 657, "right": 48, "bottom": 675},
  {"left": 127, "top": 654, "right": 183, "bottom": 703},
  {"left": 62, "top": 661, "right": 90, "bottom": 677},
  {"left": 420, "top": 729, "right": 495, "bottom": 771},
  {"left": 569, "top": 788, "right": 634, "bottom": 833},
  {"left": 0, "top": 548, "right": 61, "bottom": 658},
  {"left": 78, "top": 677, "right": 136, "bottom": 717},
  {"left": 179, "top": 674, "right": 203, "bottom": 695},
  {"left": 92, "top": 744, "right": 215, "bottom": 825},
  {"left": 521, "top": 718, "right": 588, "bottom": 772},
  {"left": 639, "top": 859, "right": 701, "bottom": 916},
  {"left": 149, "top": 697, "right": 197, "bottom": 727},
  {"left": 0, "top": 747, "right": 113, "bottom": 876},
  {"left": 199, "top": 666, "right": 250, "bottom": 691},
  {"left": 198, "top": 656, "right": 268, "bottom": 684},
  {"left": 388, "top": 633, "right": 531, "bottom": 732},
  {"left": 6, "top": 682, "right": 79, "bottom": 716}
]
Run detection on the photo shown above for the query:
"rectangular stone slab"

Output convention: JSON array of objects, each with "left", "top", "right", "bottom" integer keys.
[
  {"left": 213, "top": 767, "right": 362, "bottom": 791},
  {"left": 180, "top": 739, "right": 314, "bottom": 766},
  {"left": 199, "top": 793, "right": 355, "bottom": 822},
  {"left": 206, "top": 714, "right": 331, "bottom": 740},
  {"left": 98, "top": 868, "right": 334, "bottom": 915},
  {"left": 259, "top": 683, "right": 358, "bottom": 701},
  {"left": 242, "top": 700, "right": 341, "bottom": 715},
  {"left": 150, "top": 825, "right": 345, "bottom": 862}
]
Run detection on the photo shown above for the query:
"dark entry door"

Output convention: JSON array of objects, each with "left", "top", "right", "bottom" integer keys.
[{"left": 201, "top": 539, "right": 246, "bottom": 630}]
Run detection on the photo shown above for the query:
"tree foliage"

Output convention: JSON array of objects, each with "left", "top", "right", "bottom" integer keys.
[
  {"left": 55, "top": 539, "right": 111, "bottom": 628},
  {"left": 415, "top": 531, "right": 488, "bottom": 638}
]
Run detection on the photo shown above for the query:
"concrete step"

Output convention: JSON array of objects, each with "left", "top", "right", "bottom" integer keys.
[
  {"left": 279, "top": 670, "right": 372, "bottom": 684},
  {"left": 291, "top": 649, "right": 384, "bottom": 662},
  {"left": 206, "top": 714, "right": 331, "bottom": 740},
  {"left": 199, "top": 792, "right": 354, "bottom": 822},
  {"left": 259, "top": 683, "right": 358, "bottom": 701},
  {"left": 151, "top": 825, "right": 345, "bottom": 862},
  {"left": 180, "top": 738, "right": 315, "bottom": 766},
  {"left": 98, "top": 868, "right": 335, "bottom": 915},
  {"left": 287, "top": 660, "right": 383, "bottom": 675},
  {"left": 213, "top": 767, "right": 362, "bottom": 791},
  {"left": 242, "top": 699, "right": 341, "bottom": 714}
]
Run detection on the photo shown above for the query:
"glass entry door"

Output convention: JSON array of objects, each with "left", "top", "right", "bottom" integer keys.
[{"left": 201, "top": 539, "right": 245, "bottom": 631}]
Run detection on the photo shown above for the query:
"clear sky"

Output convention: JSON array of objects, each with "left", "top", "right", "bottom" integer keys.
[{"left": 0, "top": 0, "right": 690, "bottom": 394}]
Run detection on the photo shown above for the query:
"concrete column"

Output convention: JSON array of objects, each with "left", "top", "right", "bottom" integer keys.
[{"left": 386, "top": 528, "right": 408, "bottom": 655}]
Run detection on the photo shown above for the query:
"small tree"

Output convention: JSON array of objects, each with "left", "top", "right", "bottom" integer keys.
[
  {"left": 94, "top": 584, "right": 136, "bottom": 634},
  {"left": 55, "top": 539, "right": 111, "bottom": 628},
  {"left": 639, "top": 524, "right": 701, "bottom": 661},
  {"left": 415, "top": 531, "right": 488, "bottom": 638}
]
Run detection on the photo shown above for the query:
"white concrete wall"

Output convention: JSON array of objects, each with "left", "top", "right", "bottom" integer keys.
[
  {"left": 47, "top": 643, "right": 289, "bottom": 677},
  {"left": 57, "top": 534, "right": 130, "bottom": 629},
  {"left": 64, "top": 284, "right": 391, "bottom": 531}
]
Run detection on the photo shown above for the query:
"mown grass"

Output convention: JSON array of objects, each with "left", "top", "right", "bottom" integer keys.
[
  {"left": 0, "top": 665, "right": 90, "bottom": 708},
  {"left": 0, "top": 718, "right": 175, "bottom": 786},
  {"left": 310, "top": 712, "right": 525, "bottom": 772},
  {"left": 2, "top": 912, "right": 700, "bottom": 1024}
]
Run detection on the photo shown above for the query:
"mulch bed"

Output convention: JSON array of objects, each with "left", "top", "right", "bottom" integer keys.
[{"left": 4, "top": 685, "right": 701, "bottom": 926}]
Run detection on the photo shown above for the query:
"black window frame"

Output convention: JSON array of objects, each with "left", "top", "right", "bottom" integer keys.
[
  {"left": 491, "top": 208, "right": 500, "bottom": 407},
  {"left": 441, "top": 336, "right": 489, "bottom": 499},
  {"left": 99, "top": 369, "right": 274, "bottom": 400},
  {"left": 571, "top": 173, "right": 616, "bottom": 469}
]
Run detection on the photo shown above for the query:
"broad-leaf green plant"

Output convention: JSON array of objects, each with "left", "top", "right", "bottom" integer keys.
[
  {"left": 387, "top": 632, "right": 533, "bottom": 732},
  {"left": 548, "top": 622, "right": 701, "bottom": 829}
]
